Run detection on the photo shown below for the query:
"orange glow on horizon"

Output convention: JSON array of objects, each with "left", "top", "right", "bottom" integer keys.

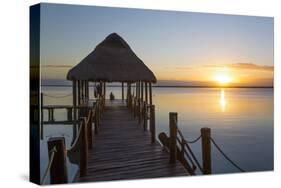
[{"left": 214, "top": 72, "right": 232, "bottom": 86}]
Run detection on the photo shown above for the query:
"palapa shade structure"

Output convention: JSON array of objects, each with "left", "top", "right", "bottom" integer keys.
[
  {"left": 67, "top": 33, "right": 157, "bottom": 121},
  {"left": 67, "top": 33, "right": 156, "bottom": 83}
]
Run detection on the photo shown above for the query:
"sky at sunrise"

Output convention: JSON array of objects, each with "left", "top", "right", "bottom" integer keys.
[{"left": 40, "top": 3, "right": 274, "bottom": 87}]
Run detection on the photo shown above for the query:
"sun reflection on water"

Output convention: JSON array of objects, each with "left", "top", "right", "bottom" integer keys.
[{"left": 220, "top": 89, "right": 226, "bottom": 111}]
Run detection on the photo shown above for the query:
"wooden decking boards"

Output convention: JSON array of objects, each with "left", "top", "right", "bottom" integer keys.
[{"left": 75, "top": 100, "right": 188, "bottom": 182}]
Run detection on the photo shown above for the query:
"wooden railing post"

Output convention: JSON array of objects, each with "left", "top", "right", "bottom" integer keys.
[
  {"left": 201, "top": 127, "right": 211, "bottom": 174},
  {"left": 80, "top": 118, "right": 88, "bottom": 177},
  {"left": 47, "top": 137, "right": 68, "bottom": 184},
  {"left": 150, "top": 105, "right": 155, "bottom": 143},
  {"left": 180, "top": 140, "right": 185, "bottom": 162},
  {"left": 143, "top": 102, "right": 147, "bottom": 130},
  {"left": 98, "top": 100, "right": 101, "bottom": 125},
  {"left": 67, "top": 107, "right": 72, "bottom": 121},
  {"left": 169, "top": 112, "right": 177, "bottom": 163},
  {"left": 40, "top": 93, "right": 43, "bottom": 140},
  {"left": 93, "top": 102, "right": 98, "bottom": 135},
  {"left": 122, "top": 82, "right": 124, "bottom": 101},
  {"left": 138, "top": 99, "right": 141, "bottom": 123},
  {"left": 134, "top": 98, "right": 137, "bottom": 119},
  {"left": 88, "top": 109, "right": 93, "bottom": 149}
]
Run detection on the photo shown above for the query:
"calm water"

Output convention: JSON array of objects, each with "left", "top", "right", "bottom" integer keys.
[{"left": 40, "top": 86, "right": 273, "bottom": 183}]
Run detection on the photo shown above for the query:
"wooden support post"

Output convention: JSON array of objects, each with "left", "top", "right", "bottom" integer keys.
[
  {"left": 81, "top": 81, "right": 83, "bottom": 102},
  {"left": 127, "top": 83, "right": 130, "bottom": 108},
  {"left": 150, "top": 105, "right": 156, "bottom": 143},
  {"left": 126, "top": 82, "right": 129, "bottom": 106},
  {"left": 138, "top": 97, "right": 141, "bottom": 124},
  {"left": 40, "top": 93, "right": 43, "bottom": 140},
  {"left": 103, "top": 82, "right": 106, "bottom": 103},
  {"left": 122, "top": 82, "right": 124, "bottom": 101},
  {"left": 87, "top": 81, "right": 88, "bottom": 99},
  {"left": 81, "top": 81, "right": 84, "bottom": 102},
  {"left": 93, "top": 82, "right": 95, "bottom": 98},
  {"left": 169, "top": 112, "right": 177, "bottom": 163},
  {"left": 67, "top": 108, "right": 72, "bottom": 121},
  {"left": 48, "top": 109, "right": 54, "bottom": 122},
  {"left": 145, "top": 82, "right": 148, "bottom": 103},
  {"left": 133, "top": 97, "right": 137, "bottom": 119},
  {"left": 143, "top": 102, "right": 147, "bottom": 130},
  {"left": 129, "top": 83, "right": 132, "bottom": 108},
  {"left": 84, "top": 81, "right": 86, "bottom": 101},
  {"left": 48, "top": 137, "right": 68, "bottom": 184},
  {"left": 180, "top": 140, "right": 185, "bottom": 162},
  {"left": 48, "top": 109, "right": 51, "bottom": 121},
  {"left": 85, "top": 81, "right": 88, "bottom": 101},
  {"left": 141, "top": 82, "right": 143, "bottom": 102},
  {"left": 83, "top": 81, "right": 86, "bottom": 101},
  {"left": 87, "top": 110, "right": 93, "bottom": 149},
  {"left": 201, "top": 127, "right": 211, "bottom": 174},
  {"left": 80, "top": 118, "right": 88, "bottom": 177},
  {"left": 149, "top": 82, "right": 152, "bottom": 105},
  {"left": 51, "top": 109, "right": 54, "bottom": 121},
  {"left": 78, "top": 80, "right": 81, "bottom": 105},
  {"left": 99, "top": 81, "right": 102, "bottom": 98},
  {"left": 138, "top": 82, "right": 140, "bottom": 100},
  {"left": 72, "top": 80, "right": 77, "bottom": 145},
  {"left": 138, "top": 82, "right": 141, "bottom": 123},
  {"left": 93, "top": 102, "right": 98, "bottom": 135}
]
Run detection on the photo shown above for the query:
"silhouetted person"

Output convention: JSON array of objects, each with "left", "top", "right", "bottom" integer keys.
[
  {"left": 96, "top": 84, "right": 101, "bottom": 98},
  {"left": 110, "top": 92, "right": 115, "bottom": 101}
]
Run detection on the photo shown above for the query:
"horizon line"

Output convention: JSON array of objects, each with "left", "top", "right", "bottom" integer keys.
[{"left": 41, "top": 84, "right": 273, "bottom": 88}]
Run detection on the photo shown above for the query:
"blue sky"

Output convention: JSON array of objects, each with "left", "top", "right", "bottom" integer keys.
[{"left": 40, "top": 3, "right": 274, "bottom": 86}]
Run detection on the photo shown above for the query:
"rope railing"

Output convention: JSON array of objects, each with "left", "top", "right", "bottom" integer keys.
[
  {"left": 67, "top": 121, "right": 83, "bottom": 152},
  {"left": 177, "top": 129, "right": 202, "bottom": 144},
  {"left": 172, "top": 116, "right": 245, "bottom": 174},
  {"left": 42, "top": 93, "right": 103, "bottom": 184},
  {"left": 175, "top": 124, "right": 204, "bottom": 174},
  {"left": 183, "top": 140, "right": 204, "bottom": 173},
  {"left": 41, "top": 146, "right": 57, "bottom": 185},
  {"left": 176, "top": 136, "right": 203, "bottom": 173},
  {"left": 210, "top": 137, "right": 245, "bottom": 172}
]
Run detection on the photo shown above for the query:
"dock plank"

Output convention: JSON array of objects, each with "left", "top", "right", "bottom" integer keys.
[{"left": 75, "top": 101, "right": 188, "bottom": 182}]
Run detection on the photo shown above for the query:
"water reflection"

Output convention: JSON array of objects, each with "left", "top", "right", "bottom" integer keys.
[{"left": 220, "top": 89, "right": 226, "bottom": 111}]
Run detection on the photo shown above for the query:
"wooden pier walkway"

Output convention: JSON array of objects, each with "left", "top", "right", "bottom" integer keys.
[{"left": 75, "top": 100, "right": 188, "bottom": 182}]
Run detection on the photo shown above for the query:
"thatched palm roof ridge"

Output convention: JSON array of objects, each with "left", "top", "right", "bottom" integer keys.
[{"left": 67, "top": 33, "right": 157, "bottom": 83}]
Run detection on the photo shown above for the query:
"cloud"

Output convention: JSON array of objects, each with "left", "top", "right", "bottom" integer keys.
[
  {"left": 204, "top": 63, "right": 273, "bottom": 71},
  {"left": 174, "top": 66, "right": 192, "bottom": 70}
]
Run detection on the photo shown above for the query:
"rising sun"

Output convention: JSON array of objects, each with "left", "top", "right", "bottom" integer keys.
[{"left": 215, "top": 73, "right": 231, "bottom": 85}]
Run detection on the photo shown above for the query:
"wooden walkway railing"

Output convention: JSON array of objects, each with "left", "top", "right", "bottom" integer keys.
[
  {"left": 159, "top": 112, "right": 245, "bottom": 175},
  {"left": 40, "top": 97, "right": 104, "bottom": 184},
  {"left": 130, "top": 95, "right": 156, "bottom": 143}
]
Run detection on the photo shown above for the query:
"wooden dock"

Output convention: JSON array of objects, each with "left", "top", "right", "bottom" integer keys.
[{"left": 75, "top": 100, "right": 188, "bottom": 182}]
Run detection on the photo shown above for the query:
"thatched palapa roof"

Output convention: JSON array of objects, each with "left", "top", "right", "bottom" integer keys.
[{"left": 67, "top": 33, "right": 157, "bottom": 83}]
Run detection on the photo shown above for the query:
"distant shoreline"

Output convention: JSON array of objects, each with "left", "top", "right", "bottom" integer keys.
[{"left": 41, "top": 84, "right": 273, "bottom": 89}]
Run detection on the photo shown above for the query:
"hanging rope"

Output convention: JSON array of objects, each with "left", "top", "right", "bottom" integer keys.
[
  {"left": 43, "top": 93, "right": 72, "bottom": 98},
  {"left": 210, "top": 137, "right": 245, "bottom": 172},
  {"left": 185, "top": 135, "right": 202, "bottom": 144},
  {"left": 67, "top": 123, "right": 83, "bottom": 152},
  {"left": 41, "top": 146, "right": 57, "bottom": 185},
  {"left": 178, "top": 129, "right": 202, "bottom": 144}
]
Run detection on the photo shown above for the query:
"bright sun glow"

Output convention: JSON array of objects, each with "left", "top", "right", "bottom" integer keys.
[{"left": 215, "top": 73, "right": 231, "bottom": 85}]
